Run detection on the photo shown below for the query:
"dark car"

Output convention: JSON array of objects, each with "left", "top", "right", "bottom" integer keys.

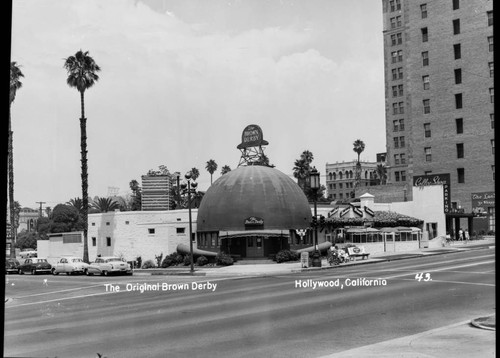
[
  {"left": 5, "top": 258, "right": 20, "bottom": 274},
  {"left": 18, "top": 258, "right": 52, "bottom": 275}
]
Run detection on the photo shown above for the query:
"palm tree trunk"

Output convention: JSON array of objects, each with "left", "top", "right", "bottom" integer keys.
[
  {"left": 8, "top": 111, "right": 16, "bottom": 258},
  {"left": 80, "top": 91, "right": 89, "bottom": 263}
]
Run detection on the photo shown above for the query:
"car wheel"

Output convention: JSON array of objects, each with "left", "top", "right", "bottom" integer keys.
[
  {"left": 85, "top": 269, "right": 91, "bottom": 276},
  {"left": 52, "top": 268, "right": 58, "bottom": 275},
  {"left": 18, "top": 269, "right": 23, "bottom": 275}
]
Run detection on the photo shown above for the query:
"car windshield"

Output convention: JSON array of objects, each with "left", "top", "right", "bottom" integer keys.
[
  {"left": 71, "top": 258, "right": 83, "bottom": 263},
  {"left": 106, "top": 258, "right": 123, "bottom": 262},
  {"left": 35, "top": 259, "right": 48, "bottom": 263}
]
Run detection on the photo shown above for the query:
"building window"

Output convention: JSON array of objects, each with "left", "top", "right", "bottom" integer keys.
[
  {"left": 488, "top": 37, "right": 494, "bottom": 52},
  {"left": 456, "top": 143, "right": 464, "bottom": 158},
  {"left": 491, "top": 139, "right": 495, "bottom": 155},
  {"left": 392, "top": 86, "right": 398, "bottom": 97},
  {"left": 489, "top": 88, "right": 494, "bottom": 103},
  {"left": 491, "top": 114, "right": 494, "bottom": 129},
  {"left": 492, "top": 165, "right": 495, "bottom": 181},
  {"left": 397, "top": 50, "right": 403, "bottom": 62},
  {"left": 148, "top": 228, "right": 155, "bottom": 234},
  {"left": 423, "top": 75, "right": 430, "bottom": 90},
  {"left": 92, "top": 237, "right": 96, "bottom": 247},
  {"left": 424, "top": 123, "right": 431, "bottom": 137},
  {"left": 457, "top": 168, "right": 465, "bottom": 183},
  {"left": 425, "top": 147, "right": 432, "bottom": 162},
  {"left": 400, "top": 153, "right": 406, "bottom": 164},
  {"left": 453, "top": 44, "right": 461, "bottom": 59},
  {"left": 398, "top": 102, "right": 404, "bottom": 114},
  {"left": 453, "top": 19, "right": 460, "bottom": 34},
  {"left": 391, "top": 51, "right": 398, "bottom": 63},
  {"left": 401, "top": 171, "right": 406, "bottom": 181},
  {"left": 398, "top": 67, "right": 403, "bottom": 79},
  {"left": 421, "top": 28, "right": 428, "bottom": 42},
  {"left": 422, "top": 51, "right": 429, "bottom": 66},
  {"left": 393, "top": 120, "right": 399, "bottom": 131},
  {"left": 456, "top": 118, "right": 463, "bottom": 133},
  {"left": 91, "top": 222, "right": 95, "bottom": 226},
  {"left": 421, "top": 4, "right": 427, "bottom": 18},
  {"left": 390, "top": 0, "right": 401, "bottom": 11},
  {"left": 125, "top": 221, "right": 129, "bottom": 225},
  {"left": 398, "top": 84, "right": 404, "bottom": 96},
  {"left": 487, "top": 11, "right": 493, "bottom": 26},
  {"left": 106, "top": 222, "right": 110, "bottom": 226},
  {"left": 454, "top": 68, "right": 462, "bottom": 84},
  {"left": 399, "top": 136, "right": 405, "bottom": 148},
  {"left": 393, "top": 103, "right": 398, "bottom": 114},
  {"left": 395, "top": 171, "right": 400, "bottom": 182},
  {"left": 106, "top": 237, "right": 111, "bottom": 247},
  {"left": 423, "top": 99, "right": 430, "bottom": 114},
  {"left": 394, "top": 154, "right": 400, "bottom": 165},
  {"left": 392, "top": 68, "right": 397, "bottom": 80},
  {"left": 399, "top": 119, "right": 405, "bottom": 130},
  {"left": 489, "top": 62, "right": 494, "bottom": 78},
  {"left": 176, "top": 227, "right": 185, "bottom": 234},
  {"left": 455, "top": 93, "right": 463, "bottom": 109},
  {"left": 394, "top": 137, "right": 399, "bottom": 148},
  {"left": 453, "top": 0, "right": 459, "bottom": 10}
]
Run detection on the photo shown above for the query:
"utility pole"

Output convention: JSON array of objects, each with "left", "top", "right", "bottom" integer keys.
[{"left": 36, "top": 201, "right": 46, "bottom": 217}]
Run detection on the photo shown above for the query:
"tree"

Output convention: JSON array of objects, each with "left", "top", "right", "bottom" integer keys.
[
  {"left": 206, "top": 159, "right": 218, "bottom": 184},
  {"left": 147, "top": 165, "right": 170, "bottom": 176},
  {"left": 91, "top": 197, "right": 120, "bottom": 213},
  {"left": 352, "top": 139, "right": 365, "bottom": 190},
  {"left": 292, "top": 150, "right": 314, "bottom": 191},
  {"left": 221, "top": 165, "right": 231, "bottom": 175},
  {"left": 16, "top": 231, "right": 39, "bottom": 250},
  {"left": 67, "top": 197, "right": 85, "bottom": 215},
  {"left": 64, "top": 49, "right": 101, "bottom": 263},
  {"left": 50, "top": 204, "right": 85, "bottom": 233},
  {"left": 8, "top": 62, "right": 24, "bottom": 258},
  {"left": 190, "top": 167, "right": 200, "bottom": 181},
  {"left": 375, "top": 163, "right": 387, "bottom": 185},
  {"left": 129, "top": 179, "right": 142, "bottom": 211}
]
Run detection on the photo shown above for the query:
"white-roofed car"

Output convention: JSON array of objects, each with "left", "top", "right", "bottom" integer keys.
[
  {"left": 86, "top": 256, "right": 133, "bottom": 276},
  {"left": 19, "top": 249, "right": 37, "bottom": 259},
  {"left": 18, "top": 258, "right": 52, "bottom": 275},
  {"left": 51, "top": 256, "right": 90, "bottom": 275}
]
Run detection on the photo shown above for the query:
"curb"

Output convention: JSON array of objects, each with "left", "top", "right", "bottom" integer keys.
[{"left": 471, "top": 315, "right": 496, "bottom": 331}]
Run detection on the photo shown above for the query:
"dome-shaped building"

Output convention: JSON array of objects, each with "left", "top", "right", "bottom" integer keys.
[{"left": 196, "top": 165, "right": 312, "bottom": 258}]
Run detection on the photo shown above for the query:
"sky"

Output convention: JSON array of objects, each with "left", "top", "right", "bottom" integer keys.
[{"left": 10, "top": 0, "right": 385, "bottom": 209}]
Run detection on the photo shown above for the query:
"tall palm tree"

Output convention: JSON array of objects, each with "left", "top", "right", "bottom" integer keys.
[
  {"left": 221, "top": 165, "right": 231, "bottom": 175},
  {"left": 352, "top": 139, "right": 365, "bottom": 190},
  {"left": 206, "top": 159, "right": 218, "bottom": 184},
  {"left": 8, "top": 62, "right": 24, "bottom": 258},
  {"left": 64, "top": 50, "right": 101, "bottom": 263},
  {"left": 292, "top": 150, "right": 314, "bottom": 190},
  {"left": 190, "top": 167, "right": 200, "bottom": 181},
  {"left": 91, "top": 197, "right": 120, "bottom": 213},
  {"left": 375, "top": 163, "right": 387, "bottom": 185},
  {"left": 67, "top": 197, "right": 84, "bottom": 215}
]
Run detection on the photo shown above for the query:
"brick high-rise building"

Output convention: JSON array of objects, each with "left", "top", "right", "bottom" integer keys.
[{"left": 382, "top": 0, "right": 494, "bottom": 233}]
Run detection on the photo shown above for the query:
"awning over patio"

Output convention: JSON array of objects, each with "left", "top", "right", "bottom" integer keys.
[{"left": 218, "top": 230, "right": 290, "bottom": 239}]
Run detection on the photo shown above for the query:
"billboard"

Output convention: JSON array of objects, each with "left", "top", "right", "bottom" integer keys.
[
  {"left": 237, "top": 124, "right": 269, "bottom": 149},
  {"left": 471, "top": 192, "right": 495, "bottom": 216},
  {"left": 413, "top": 174, "right": 451, "bottom": 213}
]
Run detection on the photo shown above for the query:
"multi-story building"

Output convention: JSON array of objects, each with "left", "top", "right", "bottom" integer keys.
[
  {"left": 382, "top": 0, "right": 494, "bottom": 232},
  {"left": 141, "top": 174, "right": 174, "bottom": 211},
  {"left": 325, "top": 161, "right": 379, "bottom": 202}
]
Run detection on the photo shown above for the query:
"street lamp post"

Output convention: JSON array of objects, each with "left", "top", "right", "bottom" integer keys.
[
  {"left": 180, "top": 172, "right": 198, "bottom": 274},
  {"left": 309, "top": 167, "right": 321, "bottom": 267}
]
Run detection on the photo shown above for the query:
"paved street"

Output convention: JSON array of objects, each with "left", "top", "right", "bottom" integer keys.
[{"left": 4, "top": 248, "right": 495, "bottom": 357}]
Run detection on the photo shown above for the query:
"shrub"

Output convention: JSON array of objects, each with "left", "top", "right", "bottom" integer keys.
[
  {"left": 196, "top": 256, "right": 208, "bottom": 267},
  {"left": 216, "top": 253, "right": 234, "bottom": 266},
  {"left": 141, "top": 259, "right": 155, "bottom": 269},
  {"left": 183, "top": 255, "right": 192, "bottom": 266},
  {"left": 136, "top": 256, "right": 142, "bottom": 269},
  {"left": 487, "top": 230, "right": 495, "bottom": 236},
  {"left": 275, "top": 249, "right": 299, "bottom": 263}
]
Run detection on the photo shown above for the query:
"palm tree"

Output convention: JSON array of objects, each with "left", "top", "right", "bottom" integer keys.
[
  {"left": 206, "top": 159, "right": 218, "bottom": 184},
  {"left": 292, "top": 150, "right": 314, "bottom": 190},
  {"left": 352, "top": 139, "right": 365, "bottom": 190},
  {"left": 67, "top": 197, "right": 85, "bottom": 215},
  {"left": 8, "top": 62, "right": 24, "bottom": 258},
  {"left": 375, "top": 163, "right": 387, "bottom": 185},
  {"left": 221, "top": 165, "right": 231, "bottom": 175},
  {"left": 64, "top": 50, "right": 101, "bottom": 263},
  {"left": 190, "top": 167, "right": 200, "bottom": 181},
  {"left": 91, "top": 197, "right": 120, "bottom": 213}
]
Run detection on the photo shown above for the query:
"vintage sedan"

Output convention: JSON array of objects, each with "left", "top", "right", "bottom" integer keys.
[
  {"left": 19, "top": 249, "right": 37, "bottom": 259},
  {"left": 18, "top": 258, "right": 52, "bottom": 275},
  {"left": 52, "top": 257, "right": 90, "bottom": 275},
  {"left": 86, "top": 256, "right": 133, "bottom": 276},
  {"left": 5, "top": 258, "right": 21, "bottom": 274}
]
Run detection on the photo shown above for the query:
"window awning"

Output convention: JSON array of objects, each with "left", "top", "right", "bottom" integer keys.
[{"left": 219, "top": 230, "right": 290, "bottom": 239}]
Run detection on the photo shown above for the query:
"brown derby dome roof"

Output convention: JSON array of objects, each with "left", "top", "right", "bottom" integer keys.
[{"left": 196, "top": 165, "right": 312, "bottom": 232}]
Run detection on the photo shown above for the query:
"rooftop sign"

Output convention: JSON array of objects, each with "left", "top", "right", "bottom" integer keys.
[{"left": 237, "top": 124, "right": 269, "bottom": 149}]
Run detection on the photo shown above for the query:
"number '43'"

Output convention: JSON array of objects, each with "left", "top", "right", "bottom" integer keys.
[{"left": 415, "top": 272, "right": 432, "bottom": 281}]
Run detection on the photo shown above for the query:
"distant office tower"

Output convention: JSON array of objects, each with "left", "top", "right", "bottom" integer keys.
[
  {"left": 141, "top": 175, "right": 173, "bottom": 211},
  {"left": 382, "top": 0, "right": 494, "bottom": 231}
]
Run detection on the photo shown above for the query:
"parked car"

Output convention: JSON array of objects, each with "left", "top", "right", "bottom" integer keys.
[
  {"left": 86, "top": 256, "right": 133, "bottom": 276},
  {"left": 18, "top": 258, "right": 52, "bottom": 275},
  {"left": 19, "top": 249, "right": 37, "bottom": 259},
  {"left": 5, "top": 258, "right": 20, "bottom": 274},
  {"left": 52, "top": 256, "right": 90, "bottom": 275}
]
